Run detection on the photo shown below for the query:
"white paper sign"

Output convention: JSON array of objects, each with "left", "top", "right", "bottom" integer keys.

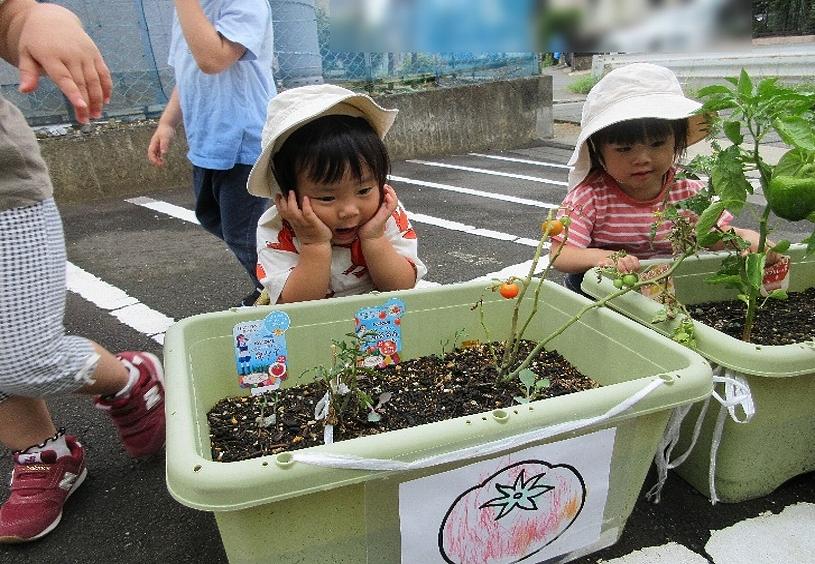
[{"left": 398, "top": 427, "right": 616, "bottom": 564}]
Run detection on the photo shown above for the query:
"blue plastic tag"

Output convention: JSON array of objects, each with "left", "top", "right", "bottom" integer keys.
[
  {"left": 232, "top": 311, "right": 291, "bottom": 395},
  {"left": 354, "top": 298, "right": 405, "bottom": 368}
]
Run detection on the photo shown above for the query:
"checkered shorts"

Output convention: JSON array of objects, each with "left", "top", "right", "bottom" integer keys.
[{"left": 0, "top": 199, "right": 98, "bottom": 403}]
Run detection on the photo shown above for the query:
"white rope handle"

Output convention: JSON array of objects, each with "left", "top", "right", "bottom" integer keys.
[
  {"left": 646, "top": 365, "right": 755, "bottom": 505},
  {"left": 290, "top": 377, "right": 667, "bottom": 471},
  {"left": 708, "top": 366, "right": 755, "bottom": 504}
]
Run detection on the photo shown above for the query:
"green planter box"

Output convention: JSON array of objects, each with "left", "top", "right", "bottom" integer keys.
[
  {"left": 164, "top": 280, "right": 711, "bottom": 563},
  {"left": 581, "top": 245, "right": 815, "bottom": 503}
]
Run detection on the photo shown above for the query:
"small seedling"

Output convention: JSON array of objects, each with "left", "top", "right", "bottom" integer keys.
[{"left": 513, "top": 369, "right": 551, "bottom": 404}]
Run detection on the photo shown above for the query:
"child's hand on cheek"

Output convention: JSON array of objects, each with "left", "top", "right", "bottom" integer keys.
[
  {"left": 359, "top": 184, "right": 398, "bottom": 240},
  {"left": 275, "top": 192, "right": 332, "bottom": 245}
]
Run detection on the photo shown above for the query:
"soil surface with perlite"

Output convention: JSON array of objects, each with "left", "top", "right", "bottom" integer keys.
[
  {"left": 208, "top": 341, "right": 597, "bottom": 463},
  {"left": 691, "top": 286, "right": 815, "bottom": 345}
]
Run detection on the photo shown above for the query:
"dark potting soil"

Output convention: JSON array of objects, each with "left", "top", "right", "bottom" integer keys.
[
  {"left": 691, "top": 286, "right": 815, "bottom": 346},
  {"left": 207, "top": 341, "right": 598, "bottom": 463}
]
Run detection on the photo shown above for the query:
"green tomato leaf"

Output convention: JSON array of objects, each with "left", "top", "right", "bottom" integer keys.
[
  {"left": 696, "top": 201, "right": 728, "bottom": 238},
  {"left": 737, "top": 69, "right": 753, "bottom": 100},
  {"left": 767, "top": 289, "right": 788, "bottom": 300},
  {"left": 652, "top": 309, "right": 669, "bottom": 324},
  {"left": 773, "top": 149, "right": 808, "bottom": 178},
  {"left": 367, "top": 411, "right": 382, "bottom": 423},
  {"left": 745, "top": 253, "right": 765, "bottom": 291},
  {"left": 535, "top": 378, "right": 551, "bottom": 389},
  {"left": 770, "top": 240, "right": 791, "bottom": 254},
  {"left": 723, "top": 120, "right": 743, "bottom": 145},
  {"left": 736, "top": 293, "right": 750, "bottom": 305},
  {"left": 804, "top": 231, "right": 815, "bottom": 257},
  {"left": 697, "top": 84, "right": 733, "bottom": 98},
  {"left": 711, "top": 147, "right": 750, "bottom": 206},
  {"left": 518, "top": 368, "right": 537, "bottom": 388},
  {"left": 773, "top": 116, "right": 815, "bottom": 152}
]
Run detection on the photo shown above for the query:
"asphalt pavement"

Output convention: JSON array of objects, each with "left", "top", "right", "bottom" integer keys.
[{"left": 1, "top": 66, "right": 813, "bottom": 564}]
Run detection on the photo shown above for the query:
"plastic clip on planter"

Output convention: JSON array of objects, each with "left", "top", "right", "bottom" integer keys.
[
  {"left": 581, "top": 244, "right": 815, "bottom": 503},
  {"left": 164, "top": 280, "right": 711, "bottom": 563}
]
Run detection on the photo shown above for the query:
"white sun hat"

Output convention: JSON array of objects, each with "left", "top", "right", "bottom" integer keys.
[
  {"left": 247, "top": 84, "right": 398, "bottom": 198},
  {"left": 566, "top": 63, "right": 710, "bottom": 190}
]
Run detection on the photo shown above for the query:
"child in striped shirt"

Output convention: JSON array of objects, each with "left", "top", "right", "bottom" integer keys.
[{"left": 550, "top": 63, "right": 770, "bottom": 294}]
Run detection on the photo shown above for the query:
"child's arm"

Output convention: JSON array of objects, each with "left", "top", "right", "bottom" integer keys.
[
  {"left": 147, "top": 87, "right": 181, "bottom": 167},
  {"left": 549, "top": 242, "right": 641, "bottom": 274},
  {"left": 275, "top": 192, "right": 333, "bottom": 303},
  {"left": 173, "top": 0, "right": 246, "bottom": 74},
  {"left": 0, "top": 0, "right": 111, "bottom": 123},
  {"left": 359, "top": 186, "right": 419, "bottom": 291}
]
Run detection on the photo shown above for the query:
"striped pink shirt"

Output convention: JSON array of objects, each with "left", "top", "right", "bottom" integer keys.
[{"left": 551, "top": 168, "right": 732, "bottom": 258}]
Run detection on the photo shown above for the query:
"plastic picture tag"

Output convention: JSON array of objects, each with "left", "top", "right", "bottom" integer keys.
[
  {"left": 354, "top": 298, "right": 405, "bottom": 368},
  {"left": 233, "top": 311, "right": 291, "bottom": 396},
  {"left": 761, "top": 255, "right": 791, "bottom": 296}
]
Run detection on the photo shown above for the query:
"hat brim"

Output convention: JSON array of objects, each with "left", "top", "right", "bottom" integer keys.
[
  {"left": 247, "top": 94, "right": 398, "bottom": 199},
  {"left": 566, "top": 94, "right": 711, "bottom": 191}
]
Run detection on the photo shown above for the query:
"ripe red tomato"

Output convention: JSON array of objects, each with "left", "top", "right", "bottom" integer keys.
[{"left": 499, "top": 282, "right": 520, "bottom": 299}]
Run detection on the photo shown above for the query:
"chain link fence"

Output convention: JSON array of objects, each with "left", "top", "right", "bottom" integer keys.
[{"left": 1, "top": 0, "right": 539, "bottom": 126}]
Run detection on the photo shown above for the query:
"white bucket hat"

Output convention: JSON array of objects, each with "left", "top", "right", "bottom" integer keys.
[
  {"left": 566, "top": 63, "right": 710, "bottom": 190},
  {"left": 247, "top": 84, "right": 398, "bottom": 198}
]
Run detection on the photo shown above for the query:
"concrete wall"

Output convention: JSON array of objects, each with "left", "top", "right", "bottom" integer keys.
[{"left": 40, "top": 76, "right": 553, "bottom": 203}]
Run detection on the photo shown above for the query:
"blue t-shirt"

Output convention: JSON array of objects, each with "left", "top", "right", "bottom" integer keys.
[{"left": 168, "top": 0, "right": 275, "bottom": 170}]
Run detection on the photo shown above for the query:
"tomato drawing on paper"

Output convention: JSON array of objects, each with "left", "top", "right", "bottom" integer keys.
[{"left": 438, "top": 460, "right": 586, "bottom": 564}]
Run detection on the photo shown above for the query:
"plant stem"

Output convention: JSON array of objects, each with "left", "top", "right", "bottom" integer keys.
[{"left": 501, "top": 252, "right": 691, "bottom": 382}]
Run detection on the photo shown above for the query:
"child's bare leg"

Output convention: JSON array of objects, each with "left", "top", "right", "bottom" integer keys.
[
  {"left": 0, "top": 397, "right": 56, "bottom": 451},
  {"left": 75, "top": 343, "right": 131, "bottom": 396}
]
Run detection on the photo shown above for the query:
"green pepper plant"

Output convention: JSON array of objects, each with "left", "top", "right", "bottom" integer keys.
[{"left": 683, "top": 70, "right": 815, "bottom": 342}]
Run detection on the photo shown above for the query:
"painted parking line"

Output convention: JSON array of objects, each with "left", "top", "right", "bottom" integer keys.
[
  {"left": 468, "top": 152, "right": 573, "bottom": 170},
  {"left": 127, "top": 196, "right": 545, "bottom": 248},
  {"left": 389, "top": 175, "right": 559, "bottom": 209},
  {"left": 66, "top": 261, "right": 174, "bottom": 344},
  {"left": 406, "top": 159, "right": 569, "bottom": 187}
]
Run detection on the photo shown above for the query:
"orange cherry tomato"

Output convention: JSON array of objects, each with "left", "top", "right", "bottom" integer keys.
[
  {"left": 499, "top": 282, "right": 520, "bottom": 299},
  {"left": 541, "top": 219, "right": 564, "bottom": 237}
]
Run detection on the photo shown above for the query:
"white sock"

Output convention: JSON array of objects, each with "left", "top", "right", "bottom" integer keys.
[
  {"left": 18, "top": 430, "right": 71, "bottom": 460},
  {"left": 113, "top": 360, "right": 140, "bottom": 398}
]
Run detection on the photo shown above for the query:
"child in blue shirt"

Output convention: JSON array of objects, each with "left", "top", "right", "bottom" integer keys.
[{"left": 147, "top": 0, "right": 275, "bottom": 306}]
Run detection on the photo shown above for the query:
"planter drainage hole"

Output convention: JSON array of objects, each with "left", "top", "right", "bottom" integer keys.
[
  {"left": 262, "top": 461, "right": 269, "bottom": 467},
  {"left": 492, "top": 409, "right": 509, "bottom": 423},
  {"left": 193, "top": 465, "right": 202, "bottom": 473},
  {"left": 276, "top": 452, "right": 295, "bottom": 468},
  {"left": 513, "top": 410, "right": 519, "bottom": 415}
]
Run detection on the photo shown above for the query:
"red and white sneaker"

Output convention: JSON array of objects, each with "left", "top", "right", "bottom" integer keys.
[
  {"left": 0, "top": 436, "right": 87, "bottom": 543},
  {"left": 95, "top": 352, "right": 166, "bottom": 458}
]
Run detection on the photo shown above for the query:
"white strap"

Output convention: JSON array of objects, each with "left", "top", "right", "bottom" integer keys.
[
  {"left": 290, "top": 377, "right": 666, "bottom": 471},
  {"left": 708, "top": 366, "right": 755, "bottom": 504},
  {"left": 645, "top": 365, "right": 754, "bottom": 504}
]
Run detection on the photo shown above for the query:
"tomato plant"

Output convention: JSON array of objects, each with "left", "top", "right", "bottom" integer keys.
[{"left": 499, "top": 282, "right": 520, "bottom": 299}]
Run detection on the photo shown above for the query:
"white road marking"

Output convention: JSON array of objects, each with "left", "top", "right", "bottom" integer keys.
[
  {"left": 468, "top": 152, "right": 573, "bottom": 170},
  {"left": 127, "top": 196, "right": 545, "bottom": 249},
  {"left": 406, "top": 159, "right": 569, "bottom": 186},
  {"left": 389, "top": 175, "right": 558, "bottom": 209},
  {"left": 126, "top": 196, "right": 199, "bottom": 224},
  {"left": 66, "top": 262, "right": 173, "bottom": 344}
]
